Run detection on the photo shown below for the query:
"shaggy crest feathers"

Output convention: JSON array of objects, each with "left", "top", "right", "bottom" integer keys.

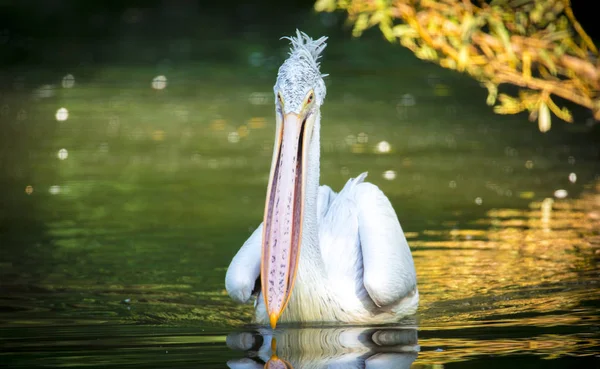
[
  {"left": 281, "top": 30, "right": 328, "bottom": 75},
  {"left": 274, "top": 30, "right": 328, "bottom": 112}
]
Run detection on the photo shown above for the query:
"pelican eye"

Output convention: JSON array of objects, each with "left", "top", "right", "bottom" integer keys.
[{"left": 307, "top": 93, "right": 313, "bottom": 104}]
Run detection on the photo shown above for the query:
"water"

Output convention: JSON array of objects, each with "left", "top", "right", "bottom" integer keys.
[{"left": 1, "top": 33, "right": 599, "bottom": 368}]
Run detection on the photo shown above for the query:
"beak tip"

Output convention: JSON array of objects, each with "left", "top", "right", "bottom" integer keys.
[{"left": 269, "top": 313, "right": 279, "bottom": 329}]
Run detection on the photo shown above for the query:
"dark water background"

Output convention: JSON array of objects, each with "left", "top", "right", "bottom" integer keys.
[{"left": 1, "top": 2, "right": 599, "bottom": 368}]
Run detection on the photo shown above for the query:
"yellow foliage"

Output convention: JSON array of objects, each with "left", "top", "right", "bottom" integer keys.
[{"left": 315, "top": 0, "right": 600, "bottom": 130}]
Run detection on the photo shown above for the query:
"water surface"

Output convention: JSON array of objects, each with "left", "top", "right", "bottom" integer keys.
[{"left": 1, "top": 35, "right": 599, "bottom": 368}]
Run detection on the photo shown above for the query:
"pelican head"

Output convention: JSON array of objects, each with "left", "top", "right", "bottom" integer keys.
[{"left": 261, "top": 30, "right": 328, "bottom": 329}]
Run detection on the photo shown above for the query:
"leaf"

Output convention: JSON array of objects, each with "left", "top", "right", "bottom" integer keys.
[
  {"left": 415, "top": 45, "right": 438, "bottom": 61},
  {"left": 538, "top": 50, "right": 557, "bottom": 75},
  {"left": 546, "top": 96, "right": 573, "bottom": 123},
  {"left": 489, "top": 18, "right": 516, "bottom": 63},
  {"left": 353, "top": 13, "right": 369, "bottom": 37},
  {"left": 457, "top": 46, "right": 469, "bottom": 72},
  {"left": 379, "top": 12, "right": 395, "bottom": 42},
  {"left": 393, "top": 24, "right": 417, "bottom": 38},
  {"left": 369, "top": 10, "right": 385, "bottom": 27},
  {"left": 460, "top": 14, "right": 476, "bottom": 42},
  {"left": 314, "top": 0, "right": 337, "bottom": 12},
  {"left": 494, "top": 94, "right": 524, "bottom": 114},
  {"left": 484, "top": 82, "right": 498, "bottom": 106}
]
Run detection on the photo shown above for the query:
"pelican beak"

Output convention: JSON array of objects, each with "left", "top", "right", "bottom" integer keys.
[{"left": 261, "top": 110, "right": 314, "bottom": 329}]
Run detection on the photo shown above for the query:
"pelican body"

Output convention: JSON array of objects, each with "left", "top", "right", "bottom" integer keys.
[{"left": 225, "top": 31, "right": 418, "bottom": 328}]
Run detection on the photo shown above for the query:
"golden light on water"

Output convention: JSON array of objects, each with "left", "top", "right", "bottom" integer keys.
[
  {"left": 210, "top": 119, "right": 226, "bottom": 131},
  {"left": 433, "top": 83, "right": 451, "bottom": 96},
  {"left": 248, "top": 117, "right": 266, "bottom": 129},
  {"left": 237, "top": 125, "right": 249, "bottom": 138},
  {"left": 350, "top": 143, "right": 365, "bottom": 153},
  {"left": 152, "top": 130, "right": 165, "bottom": 141},
  {"left": 414, "top": 182, "right": 600, "bottom": 331}
]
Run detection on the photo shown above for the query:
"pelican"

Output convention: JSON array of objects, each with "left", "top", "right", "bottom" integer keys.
[{"left": 225, "top": 30, "right": 418, "bottom": 328}]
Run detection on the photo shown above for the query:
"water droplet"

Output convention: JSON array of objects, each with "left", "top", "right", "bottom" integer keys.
[
  {"left": 152, "top": 75, "right": 167, "bottom": 90},
  {"left": 55, "top": 107, "right": 69, "bottom": 121},
  {"left": 228, "top": 131, "right": 240, "bottom": 143},
  {"left": 376, "top": 141, "right": 391, "bottom": 153},
  {"left": 57, "top": 148, "right": 68, "bottom": 160},
  {"left": 383, "top": 170, "right": 396, "bottom": 180},
  {"left": 449, "top": 180, "right": 457, "bottom": 189},
  {"left": 62, "top": 74, "right": 75, "bottom": 88},
  {"left": 554, "top": 189, "right": 568, "bottom": 199},
  {"left": 399, "top": 93, "right": 416, "bottom": 107},
  {"left": 345, "top": 135, "right": 356, "bottom": 146},
  {"left": 568, "top": 172, "right": 577, "bottom": 183},
  {"left": 32, "top": 85, "right": 56, "bottom": 99},
  {"left": 525, "top": 160, "right": 533, "bottom": 169},
  {"left": 475, "top": 197, "right": 483, "bottom": 205},
  {"left": 25, "top": 185, "right": 33, "bottom": 195}
]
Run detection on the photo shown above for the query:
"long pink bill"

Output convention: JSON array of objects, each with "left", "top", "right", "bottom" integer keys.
[{"left": 261, "top": 113, "right": 306, "bottom": 329}]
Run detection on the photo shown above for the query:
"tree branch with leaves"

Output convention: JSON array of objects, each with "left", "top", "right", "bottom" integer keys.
[{"left": 315, "top": 0, "right": 599, "bottom": 131}]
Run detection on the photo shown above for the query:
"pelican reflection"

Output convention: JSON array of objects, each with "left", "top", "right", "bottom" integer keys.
[{"left": 226, "top": 325, "right": 419, "bottom": 369}]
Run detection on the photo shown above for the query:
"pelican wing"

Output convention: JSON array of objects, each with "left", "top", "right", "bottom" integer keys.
[
  {"left": 225, "top": 224, "right": 263, "bottom": 303},
  {"left": 355, "top": 175, "right": 417, "bottom": 307}
]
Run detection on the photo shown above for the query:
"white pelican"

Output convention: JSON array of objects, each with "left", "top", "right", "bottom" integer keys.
[{"left": 225, "top": 30, "right": 418, "bottom": 328}]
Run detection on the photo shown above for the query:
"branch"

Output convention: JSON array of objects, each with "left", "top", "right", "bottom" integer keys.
[{"left": 315, "top": 0, "right": 600, "bottom": 130}]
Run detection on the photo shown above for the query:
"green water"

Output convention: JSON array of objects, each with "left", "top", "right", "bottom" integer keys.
[{"left": 0, "top": 35, "right": 599, "bottom": 368}]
